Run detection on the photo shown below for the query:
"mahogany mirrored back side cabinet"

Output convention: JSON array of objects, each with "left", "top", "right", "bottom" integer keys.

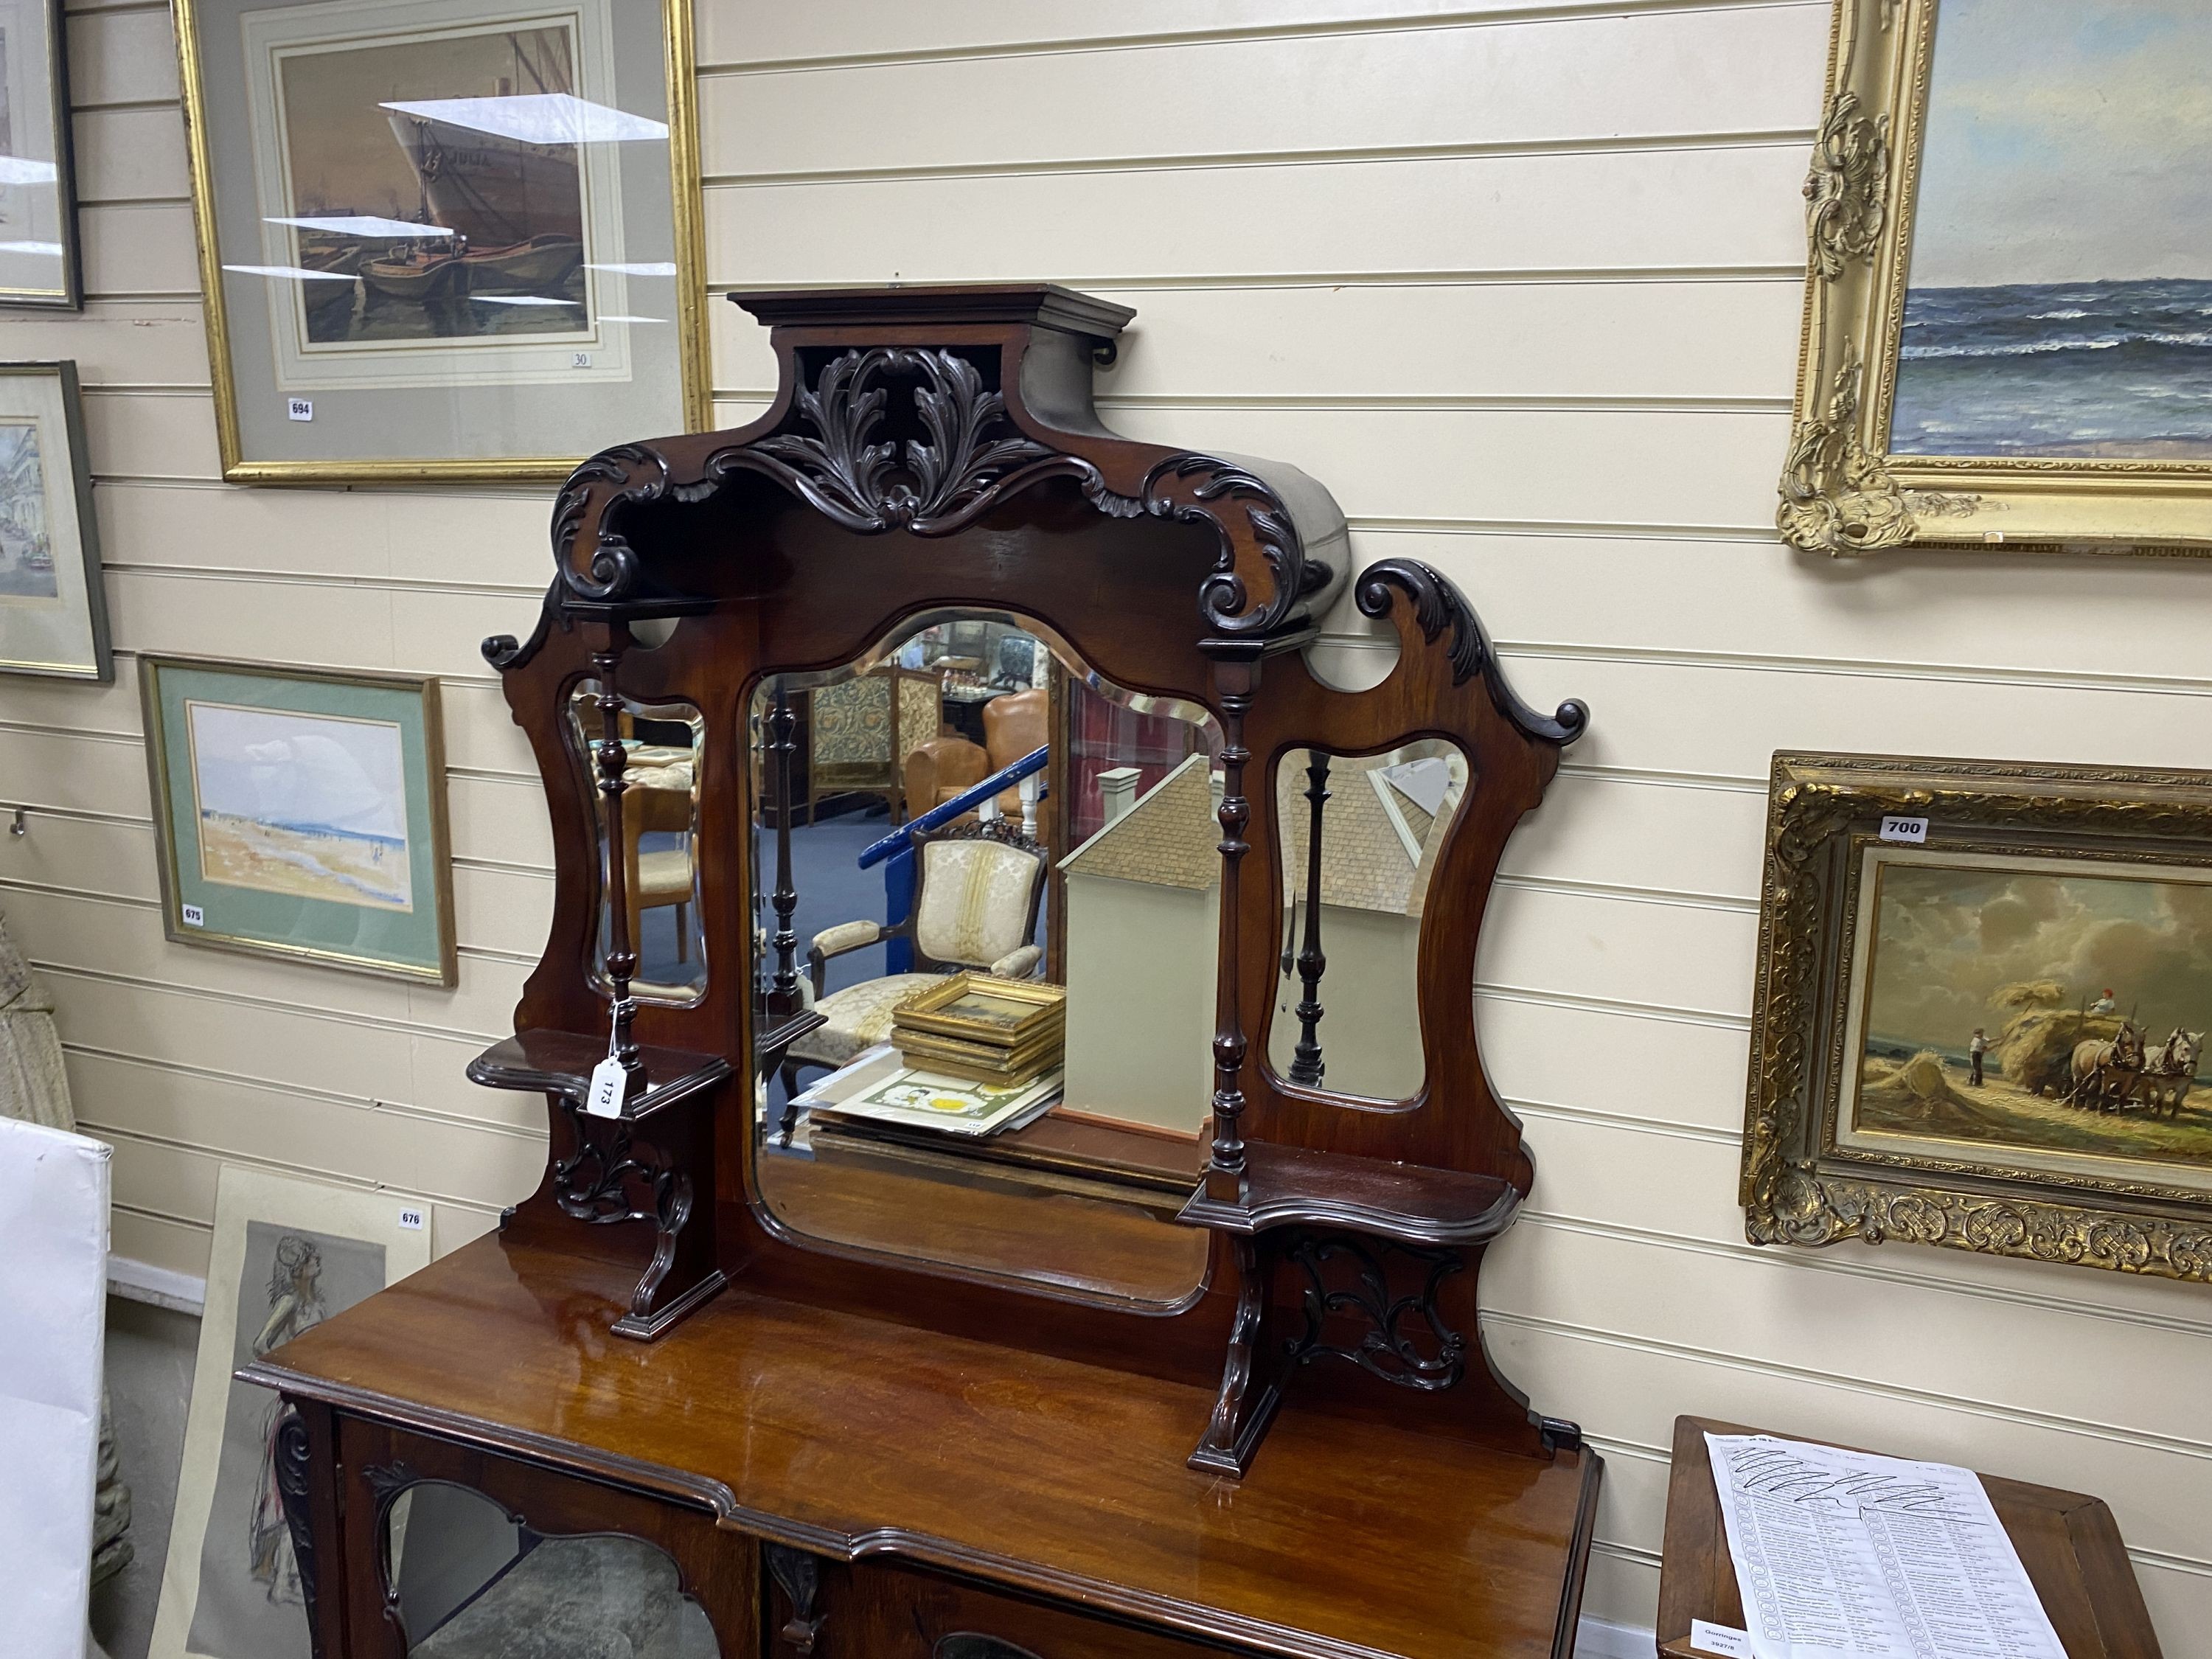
[{"left": 245, "top": 285, "right": 1602, "bottom": 1659}]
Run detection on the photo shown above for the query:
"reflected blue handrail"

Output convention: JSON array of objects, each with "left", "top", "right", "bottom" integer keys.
[{"left": 858, "top": 745, "right": 1049, "bottom": 869}]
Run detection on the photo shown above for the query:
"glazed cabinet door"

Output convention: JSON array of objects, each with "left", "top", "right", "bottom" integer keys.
[
  {"left": 765, "top": 1550, "right": 1232, "bottom": 1659},
  {"left": 328, "top": 1413, "right": 757, "bottom": 1658}
]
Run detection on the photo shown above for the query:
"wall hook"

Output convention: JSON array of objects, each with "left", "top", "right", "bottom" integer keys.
[{"left": 8, "top": 808, "right": 25, "bottom": 837}]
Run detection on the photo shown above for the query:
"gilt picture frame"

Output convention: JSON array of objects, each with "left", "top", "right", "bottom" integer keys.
[
  {"left": 0, "top": 360, "right": 107, "bottom": 679},
  {"left": 1781, "top": 1, "right": 2212, "bottom": 555},
  {"left": 174, "top": 0, "right": 708, "bottom": 481},
  {"left": 139, "top": 655, "right": 457, "bottom": 984},
  {"left": 1743, "top": 752, "right": 2212, "bottom": 1283}
]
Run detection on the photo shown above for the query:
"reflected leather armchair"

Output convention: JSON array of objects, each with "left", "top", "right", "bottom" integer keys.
[
  {"left": 981, "top": 686, "right": 1048, "bottom": 821},
  {"left": 902, "top": 734, "right": 989, "bottom": 814},
  {"left": 782, "top": 824, "right": 1049, "bottom": 1091}
]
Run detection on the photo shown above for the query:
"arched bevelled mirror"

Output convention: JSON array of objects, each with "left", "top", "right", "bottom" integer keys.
[
  {"left": 565, "top": 684, "right": 706, "bottom": 1004},
  {"left": 379, "top": 1481, "right": 718, "bottom": 1655},
  {"left": 749, "top": 609, "right": 1217, "bottom": 1306},
  {"left": 1267, "top": 740, "right": 1468, "bottom": 1102}
]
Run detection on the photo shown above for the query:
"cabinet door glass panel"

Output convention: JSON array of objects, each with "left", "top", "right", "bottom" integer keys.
[
  {"left": 384, "top": 1482, "right": 718, "bottom": 1656},
  {"left": 751, "top": 611, "right": 1216, "bottom": 1306},
  {"left": 1268, "top": 740, "right": 1467, "bottom": 1102},
  {"left": 566, "top": 685, "right": 706, "bottom": 1003}
]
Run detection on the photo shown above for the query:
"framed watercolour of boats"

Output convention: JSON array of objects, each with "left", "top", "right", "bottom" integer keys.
[
  {"left": 139, "top": 655, "right": 457, "bottom": 984},
  {"left": 1782, "top": 0, "right": 2212, "bottom": 554},
  {"left": 175, "top": 0, "right": 707, "bottom": 481}
]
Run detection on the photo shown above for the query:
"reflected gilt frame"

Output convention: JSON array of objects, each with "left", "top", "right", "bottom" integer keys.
[
  {"left": 1780, "top": 0, "right": 2212, "bottom": 556},
  {"left": 1743, "top": 751, "right": 2212, "bottom": 1283},
  {"left": 173, "top": 0, "right": 710, "bottom": 483}
]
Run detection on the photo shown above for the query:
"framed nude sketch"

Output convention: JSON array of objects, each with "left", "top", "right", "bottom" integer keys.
[
  {"left": 149, "top": 1166, "right": 431, "bottom": 1659},
  {"left": 175, "top": 0, "right": 708, "bottom": 481},
  {"left": 1781, "top": 1, "right": 2212, "bottom": 554},
  {"left": 1743, "top": 752, "right": 2212, "bottom": 1283}
]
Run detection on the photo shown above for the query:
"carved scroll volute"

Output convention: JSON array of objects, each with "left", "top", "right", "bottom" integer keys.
[
  {"left": 1241, "top": 560, "right": 1587, "bottom": 1178},
  {"left": 1141, "top": 455, "right": 1329, "bottom": 641}
]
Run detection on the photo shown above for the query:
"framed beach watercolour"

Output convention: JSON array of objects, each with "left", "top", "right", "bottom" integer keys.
[
  {"left": 0, "top": 361, "right": 106, "bottom": 679},
  {"left": 1781, "top": 1, "right": 2212, "bottom": 554},
  {"left": 1743, "top": 752, "right": 2212, "bottom": 1284},
  {"left": 0, "top": 0, "right": 81, "bottom": 307},
  {"left": 175, "top": 0, "right": 707, "bottom": 481},
  {"left": 139, "top": 655, "right": 457, "bottom": 984},
  {"left": 150, "top": 1164, "right": 431, "bottom": 1659}
]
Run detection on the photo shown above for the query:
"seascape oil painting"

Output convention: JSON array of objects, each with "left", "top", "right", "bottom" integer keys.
[
  {"left": 184, "top": 700, "right": 414, "bottom": 913},
  {"left": 1843, "top": 849, "right": 2212, "bottom": 1191},
  {"left": 1889, "top": 1, "right": 2212, "bottom": 459}
]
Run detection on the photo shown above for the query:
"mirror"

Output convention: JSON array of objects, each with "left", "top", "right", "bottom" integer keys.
[
  {"left": 749, "top": 611, "right": 1217, "bottom": 1306},
  {"left": 1268, "top": 740, "right": 1467, "bottom": 1102},
  {"left": 567, "top": 685, "right": 706, "bottom": 1004},
  {"left": 382, "top": 1481, "right": 717, "bottom": 1655}
]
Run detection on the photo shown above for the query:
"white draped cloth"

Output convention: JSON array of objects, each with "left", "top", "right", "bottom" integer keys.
[{"left": 0, "top": 911, "right": 133, "bottom": 1582}]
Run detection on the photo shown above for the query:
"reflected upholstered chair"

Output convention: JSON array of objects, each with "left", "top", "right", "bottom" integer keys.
[
  {"left": 779, "top": 823, "right": 1050, "bottom": 1102},
  {"left": 621, "top": 755, "right": 695, "bottom": 967},
  {"left": 902, "top": 734, "right": 990, "bottom": 814},
  {"left": 981, "top": 686, "right": 1048, "bottom": 823}
]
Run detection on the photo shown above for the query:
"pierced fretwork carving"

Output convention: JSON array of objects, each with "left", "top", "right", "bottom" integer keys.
[
  {"left": 764, "top": 1543, "right": 827, "bottom": 1654},
  {"left": 272, "top": 1407, "right": 322, "bottom": 1658},
  {"left": 1284, "top": 1234, "right": 1467, "bottom": 1391}
]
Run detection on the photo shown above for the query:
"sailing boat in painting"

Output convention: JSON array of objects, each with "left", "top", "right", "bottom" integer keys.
[{"left": 279, "top": 24, "right": 588, "bottom": 344}]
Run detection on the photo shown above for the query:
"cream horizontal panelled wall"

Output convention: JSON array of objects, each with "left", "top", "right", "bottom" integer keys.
[
  {"left": 0, "top": 0, "right": 556, "bottom": 1281},
  {"left": 689, "top": 0, "right": 2212, "bottom": 1647},
  {"left": 5, "top": 0, "right": 2211, "bottom": 1648}
]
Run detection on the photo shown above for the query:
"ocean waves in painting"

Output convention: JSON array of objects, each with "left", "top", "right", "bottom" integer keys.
[{"left": 1889, "top": 278, "right": 2212, "bottom": 459}]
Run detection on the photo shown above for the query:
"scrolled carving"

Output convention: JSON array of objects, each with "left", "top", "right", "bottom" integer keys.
[
  {"left": 552, "top": 443, "right": 681, "bottom": 603},
  {"left": 719, "top": 347, "right": 1083, "bottom": 538},
  {"left": 1284, "top": 1233, "right": 1466, "bottom": 1391},
  {"left": 272, "top": 1408, "right": 321, "bottom": 1656},
  {"left": 1354, "top": 558, "right": 1588, "bottom": 743},
  {"left": 1134, "top": 453, "right": 1323, "bottom": 639},
  {"left": 764, "top": 1543, "right": 827, "bottom": 1654},
  {"left": 1776, "top": 347, "right": 1915, "bottom": 556},
  {"left": 1804, "top": 88, "right": 1889, "bottom": 281},
  {"left": 552, "top": 1103, "right": 689, "bottom": 1235}
]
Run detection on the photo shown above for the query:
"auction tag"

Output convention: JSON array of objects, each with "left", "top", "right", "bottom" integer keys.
[
  {"left": 1689, "top": 1621, "right": 1753, "bottom": 1659},
  {"left": 396, "top": 1205, "right": 425, "bottom": 1231},
  {"left": 585, "top": 1057, "right": 627, "bottom": 1119},
  {"left": 285, "top": 396, "right": 313, "bottom": 422},
  {"left": 1879, "top": 815, "right": 1929, "bottom": 844},
  {"left": 180, "top": 902, "right": 205, "bottom": 927}
]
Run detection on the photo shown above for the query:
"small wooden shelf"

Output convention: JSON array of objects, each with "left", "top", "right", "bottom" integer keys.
[
  {"left": 1178, "top": 1140, "right": 1520, "bottom": 1246},
  {"left": 466, "top": 1029, "right": 731, "bottom": 1120}
]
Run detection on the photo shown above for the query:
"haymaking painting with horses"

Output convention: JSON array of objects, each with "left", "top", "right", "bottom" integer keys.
[{"left": 1838, "top": 847, "right": 2212, "bottom": 1191}]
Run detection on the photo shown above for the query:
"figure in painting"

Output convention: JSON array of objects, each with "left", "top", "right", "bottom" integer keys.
[
  {"left": 1968, "top": 1027, "right": 1987, "bottom": 1088},
  {"left": 246, "top": 1235, "right": 325, "bottom": 1605}
]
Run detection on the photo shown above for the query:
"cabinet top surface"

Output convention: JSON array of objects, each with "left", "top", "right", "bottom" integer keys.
[{"left": 251, "top": 1234, "right": 1594, "bottom": 1659}]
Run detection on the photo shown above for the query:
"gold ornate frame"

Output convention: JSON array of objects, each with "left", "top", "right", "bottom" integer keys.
[
  {"left": 1743, "top": 752, "right": 2212, "bottom": 1283},
  {"left": 174, "top": 0, "right": 709, "bottom": 484},
  {"left": 1780, "top": 1, "right": 2212, "bottom": 556}
]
